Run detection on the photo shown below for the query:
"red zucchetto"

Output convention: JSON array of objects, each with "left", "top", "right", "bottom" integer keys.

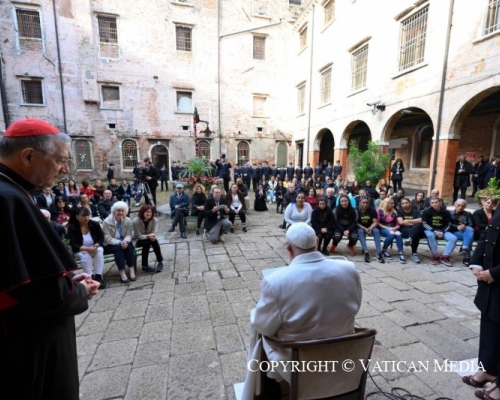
[{"left": 4, "top": 119, "right": 60, "bottom": 137}]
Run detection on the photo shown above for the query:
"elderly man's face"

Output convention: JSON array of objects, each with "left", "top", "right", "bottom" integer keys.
[
  {"left": 431, "top": 190, "right": 439, "bottom": 198},
  {"left": 455, "top": 201, "right": 467, "bottom": 213},
  {"left": 30, "top": 143, "right": 70, "bottom": 189},
  {"left": 213, "top": 189, "right": 221, "bottom": 201},
  {"left": 104, "top": 190, "right": 112, "bottom": 200}
]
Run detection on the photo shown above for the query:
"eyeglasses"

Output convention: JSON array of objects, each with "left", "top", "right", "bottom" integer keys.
[{"left": 35, "top": 149, "right": 71, "bottom": 167}]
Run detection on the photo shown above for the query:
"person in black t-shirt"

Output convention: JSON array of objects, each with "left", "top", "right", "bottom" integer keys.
[
  {"left": 357, "top": 197, "right": 383, "bottom": 263},
  {"left": 397, "top": 198, "right": 424, "bottom": 264}
]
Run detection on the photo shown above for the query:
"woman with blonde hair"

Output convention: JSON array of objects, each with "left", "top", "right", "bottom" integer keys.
[
  {"left": 375, "top": 178, "right": 392, "bottom": 196},
  {"left": 377, "top": 197, "right": 405, "bottom": 263}
]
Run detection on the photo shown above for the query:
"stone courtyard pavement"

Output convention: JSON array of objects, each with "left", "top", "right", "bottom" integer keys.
[{"left": 76, "top": 194, "right": 483, "bottom": 400}]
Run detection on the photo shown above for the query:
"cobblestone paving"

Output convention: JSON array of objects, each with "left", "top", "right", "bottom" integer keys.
[{"left": 76, "top": 191, "right": 481, "bottom": 400}]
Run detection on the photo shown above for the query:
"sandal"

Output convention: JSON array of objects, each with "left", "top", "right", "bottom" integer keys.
[
  {"left": 464, "top": 374, "right": 496, "bottom": 388},
  {"left": 475, "top": 384, "right": 497, "bottom": 400}
]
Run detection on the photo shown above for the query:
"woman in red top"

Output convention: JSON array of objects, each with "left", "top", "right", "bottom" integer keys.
[
  {"left": 80, "top": 180, "right": 95, "bottom": 200},
  {"left": 305, "top": 188, "right": 319, "bottom": 209}
]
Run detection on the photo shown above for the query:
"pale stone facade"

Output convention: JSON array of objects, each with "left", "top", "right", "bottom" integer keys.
[{"left": 0, "top": 0, "right": 298, "bottom": 180}]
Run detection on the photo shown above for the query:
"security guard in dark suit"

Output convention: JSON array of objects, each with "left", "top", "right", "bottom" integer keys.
[
  {"left": 314, "top": 163, "right": 323, "bottom": 181},
  {"left": 278, "top": 165, "right": 286, "bottom": 181},
  {"left": 251, "top": 163, "right": 261, "bottom": 191},
  {"left": 295, "top": 165, "right": 303, "bottom": 181},
  {"left": 286, "top": 162, "right": 295, "bottom": 181},
  {"left": 304, "top": 163, "right": 313, "bottom": 180},
  {"left": 243, "top": 162, "right": 252, "bottom": 188},
  {"left": 261, "top": 161, "right": 270, "bottom": 181}
]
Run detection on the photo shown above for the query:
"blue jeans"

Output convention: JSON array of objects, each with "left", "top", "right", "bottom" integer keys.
[
  {"left": 267, "top": 190, "right": 275, "bottom": 202},
  {"left": 379, "top": 228, "right": 403, "bottom": 252},
  {"left": 424, "top": 230, "right": 457, "bottom": 255},
  {"left": 453, "top": 227, "right": 474, "bottom": 250},
  {"left": 121, "top": 194, "right": 131, "bottom": 204},
  {"left": 357, "top": 228, "right": 382, "bottom": 252}
]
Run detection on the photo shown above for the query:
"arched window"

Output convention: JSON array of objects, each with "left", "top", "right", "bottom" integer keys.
[
  {"left": 73, "top": 140, "right": 93, "bottom": 170},
  {"left": 198, "top": 140, "right": 211, "bottom": 159},
  {"left": 276, "top": 142, "right": 288, "bottom": 167},
  {"left": 413, "top": 125, "right": 433, "bottom": 168},
  {"left": 237, "top": 141, "right": 250, "bottom": 165},
  {"left": 122, "top": 140, "right": 138, "bottom": 169}
]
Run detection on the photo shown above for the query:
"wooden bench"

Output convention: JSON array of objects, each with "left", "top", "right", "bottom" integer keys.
[
  {"left": 75, "top": 246, "right": 154, "bottom": 273},
  {"left": 363, "top": 235, "right": 477, "bottom": 252}
]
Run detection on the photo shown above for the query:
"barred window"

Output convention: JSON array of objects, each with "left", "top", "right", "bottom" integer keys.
[
  {"left": 290, "top": 0, "right": 301, "bottom": 4},
  {"left": 97, "top": 16, "right": 118, "bottom": 44},
  {"left": 176, "top": 91, "right": 193, "bottom": 113},
  {"left": 74, "top": 140, "right": 93, "bottom": 170},
  {"left": 176, "top": 26, "right": 192, "bottom": 51},
  {"left": 101, "top": 85, "right": 120, "bottom": 108},
  {"left": 253, "top": 36, "right": 266, "bottom": 60},
  {"left": 320, "top": 68, "right": 331, "bottom": 105},
  {"left": 324, "top": 0, "right": 335, "bottom": 25},
  {"left": 299, "top": 26, "right": 307, "bottom": 49},
  {"left": 253, "top": 96, "right": 267, "bottom": 116},
  {"left": 485, "top": 0, "right": 500, "bottom": 35},
  {"left": 16, "top": 9, "right": 42, "bottom": 39},
  {"left": 351, "top": 44, "right": 368, "bottom": 91},
  {"left": 21, "top": 79, "right": 44, "bottom": 104},
  {"left": 198, "top": 140, "right": 211, "bottom": 159},
  {"left": 237, "top": 141, "right": 250, "bottom": 166},
  {"left": 398, "top": 7, "right": 428, "bottom": 71},
  {"left": 122, "top": 140, "right": 138, "bottom": 169},
  {"left": 297, "top": 84, "right": 305, "bottom": 114}
]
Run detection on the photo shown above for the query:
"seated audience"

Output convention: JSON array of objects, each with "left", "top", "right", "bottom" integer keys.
[
  {"left": 52, "top": 181, "right": 66, "bottom": 198},
  {"left": 168, "top": 183, "right": 189, "bottom": 239},
  {"left": 49, "top": 196, "right": 71, "bottom": 228},
  {"left": 450, "top": 199, "right": 474, "bottom": 266},
  {"left": 67, "top": 207, "right": 106, "bottom": 288},
  {"left": 41, "top": 209, "right": 65, "bottom": 239},
  {"left": 236, "top": 177, "right": 250, "bottom": 210},
  {"left": 191, "top": 183, "right": 207, "bottom": 236},
  {"left": 335, "top": 188, "right": 357, "bottom": 208},
  {"left": 375, "top": 178, "right": 392, "bottom": 196},
  {"left": 364, "top": 180, "right": 379, "bottom": 201},
  {"left": 284, "top": 192, "right": 312, "bottom": 228},
  {"left": 422, "top": 198, "right": 456, "bottom": 266},
  {"left": 424, "top": 189, "right": 447, "bottom": 209},
  {"left": 374, "top": 189, "right": 386, "bottom": 209},
  {"left": 397, "top": 198, "right": 424, "bottom": 264},
  {"left": 314, "top": 181, "right": 324, "bottom": 197},
  {"left": 392, "top": 188, "right": 405, "bottom": 212},
  {"left": 107, "top": 178, "right": 120, "bottom": 200},
  {"left": 254, "top": 183, "right": 268, "bottom": 211},
  {"left": 324, "top": 187, "right": 336, "bottom": 210},
  {"left": 118, "top": 179, "right": 132, "bottom": 205},
  {"left": 93, "top": 180, "right": 106, "bottom": 202},
  {"left": 357, "top": 196, "right": 384, "bottom": 263},
  {"left": 472, "top": 196, "right": 497, "bottom": 240},
  {"left": 377, "top": 197, "right": 406, "bottom": 263},
  {"left": 267, "top": 176, "right": 278, "bottom": 204},
  {"left": 36, "top": 186, "right": 55, "bottom": 209},
  {"left": 204, "top": 187, "right": 232, "bottom": 243},
  {"left": 311, "top": 197, "right": 334, "bottom": 255},
  {"left": 132, "top": 204, "right": 164, "bottom": 273},
  {"left": 77, "top": 193, "right": 100, "bottom": 221},
  {"left": 65, "top": 179, "right": 80, "bottom": 207},
  {"left": 350, "top": 180, "right": 361, "bottom": 196},
  {"left": 331, "top": 195, "right": 359, "bottom": 254},
  {"left": 304, "top": 188, "right": 318, "bottom": 209},
  {"left": 226, "top": 183, "right": 248, "bottom": 233},
  {"left": 80, "top": 180, "right": 95, "bottom": 203},
  {"left": 98, "top": 190, "right": 116, "bottom": 219},
  {"left": 243, "top": 223, "right": 362, "bottom": 397},
  {"left": 102, "top": 201, "right": 136, "bottom": 283},
  {"left": 411, "top": 191, "right": 426, "bottom": 214},
  {"left": 274, "top": 180, "right": 286, "bottom": 214}
]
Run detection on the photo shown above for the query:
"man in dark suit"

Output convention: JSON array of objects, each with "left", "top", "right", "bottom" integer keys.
[
  {"left": 278, "top": 164, "right": 286, "bottom": 181},
  {"left": 204, "top": 187, "right": 232, "bottom": 243},
  {"left": 233, "top": 163, "right": 241, "bottom": 181},
  {"left": 168, "top": 183, "right": 189, "bottom": 239},
  {"left": 171, "top": 160, "right": 180, "bottom": 182},
  {"left": 270, "top": 164, "right": 278, "bottom": 179},
  {"left": 324, "top": 162, "right": 333, "bottom": 180},
  {"left": 295, "top": 164, "right": 303, "bottom": 181},
  {"left": 471, "top": 156, "right": 487, "bottom": 196},
  {"left": 286, "top": 162, "right": 295, "bottom": 181},
  {"left": 261, "top": 161, "right": 270, "bottom": 181},
  {"left": 333, "top": 160, "right": 343, "bottom": 180},
  {"left": 453, "top": 154, "right": 473, "bottom": 202},
  {"left": 314, "top": 163, "right": 323, "bottom": 181},
  {"left": 144, "top": 157, "right": 160, "bottom": 207},
  {"left": 303, "top": 163, "right": 313, "bottom": 180},
  {"left": 251, "top": 163, "right": 261, "bottom": 191},
  {"left": 242, "top": 162, "right": 252, "bottom": 188},
  {"left": 215, "top": 154, "right": 232, "bottom": 193}
]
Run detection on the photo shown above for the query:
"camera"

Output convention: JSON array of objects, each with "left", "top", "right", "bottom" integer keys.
[{"left": 218, "top": 204, "right": 225, "bottom": 210}]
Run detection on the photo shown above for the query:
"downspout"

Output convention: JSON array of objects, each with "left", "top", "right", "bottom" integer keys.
[
  {"left": 52, "top": 0, "right": 67, "bottom": 133},
  {"left": 305, "top": 5, "right": 315, "bottom": 166},
  {"left": 430, "top": 0, "right": 454, "bottom": 189},
  {"left": 0, "top": 53, "right": 10, "bottom": 128}
]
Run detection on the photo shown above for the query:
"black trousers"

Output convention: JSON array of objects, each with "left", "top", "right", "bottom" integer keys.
[
  {"left": 392, "top": 179, "right": 402, "bottom": 192},
  {"left": 400, "top": 225, "right": 423, "bottom": 254},
  {"left": 136, "top": 238, "right": 163, "bottom": 267},
  {"left": 333, "top": 229, "right": 358, "bottom": 247},
  {"left": 161, "top": 179, "right": 168, "bottom": 191},
  {"left": 478, "top": 312, "right": 500, "bottom": 386},
  {"left": 472, "top": 180, "right": 485, "bottom": 196},
  {"left": 171, "top": 210, "right": 187, "bottom": 232},
  {"left": 229, "top": 209, "right": 246, "bottom": 224},
  {"left": 276, "top": 198, "right": 283, "bottom": 212},
  {"left": 252, "top": 178, "right": 259, "bottom": 191},
  {"left": 453, "top": 182, "right": 467, "bottom": 202},
  {"left": 191, "top": 210, "right": 205, "bottom": 229},
  {"left": 317, "top": 232, "right": 332, "bottom": 249}
]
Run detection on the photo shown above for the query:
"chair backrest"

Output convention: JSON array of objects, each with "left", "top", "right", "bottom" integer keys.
[{"left": 264, "top": 327, "right": 376, "bottom": 400}]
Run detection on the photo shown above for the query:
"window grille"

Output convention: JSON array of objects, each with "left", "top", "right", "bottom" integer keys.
[
  {"left": 253, "top": 36, "right": 266, "bottom": 60},
  {"left": 198, "top": 140, "right": 211, "bottom": 159},
  {"left": 98, "top": 16, "right": 118, "bottom": 44},
  {"left": 176, "top": 26, "right": 192, "bottom": 51},
  {"left": 398, "top": 6, "right": 428, "bottom": 71},
  {"left": 22, "top": 80, "right": 43, "bottom": 104},
  {"left": 290, "top": 0, "right": 301, "bottom": 5},
  {"left": 122, "top": 140, "right": 137, "bottom": 169},
  {"left": 16, "top": 9, "right": 42, "bottom": 39},
  {"left": 324, "top": 0, "right": 335, "bottom": 25},
  {"left": 237, "top": 142, "right": 250, "bottom": 166},
  {"left": 297, "top": 84, "right": 305, "bottom": 114},
  {"left": 299, "top": 26, "right": 307, "bottom": 49},
  {"left": 74, "top": 140, "right": 93, "bottom": 170},
  {"left": 485, "top": 0, "right": 500, "bottom": 35},
  {"left": 320, "top": 68, "right": 331, "bottom": 105},
  {"left": 351, "top": 44, "right": 368, "bottom": 91}
]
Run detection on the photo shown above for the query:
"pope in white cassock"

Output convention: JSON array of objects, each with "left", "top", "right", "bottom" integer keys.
[{"left": 242, "top": 222, "right": 362, "bottom": 399}]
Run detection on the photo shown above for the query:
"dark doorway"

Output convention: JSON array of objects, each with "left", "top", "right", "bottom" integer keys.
[
  {"left": 152, "top": 145, "right": 169, "bottom": 179},
  {"left": 296, "top": 142, "right": 304, "bottom": 167},
  {"left": 348, "top": 122, "right": 371, "bottom": 151},
  {"left": 319, "top": 129, "right": 334, "bottom": 166}
]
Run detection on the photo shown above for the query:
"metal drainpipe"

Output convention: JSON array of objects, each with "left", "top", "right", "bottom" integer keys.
[
  {"left": 217, "top": 14, "right": 283, "bottom": 156},
  {"left": 305, "top": 5, "right": 315, "bottom": 166},
  {"left": 0, "top": 53, "right": 10, "bottom": 129},
  {"left": 430, "top": 0, "right": 455, "bottom": 190},
  {"left": 52, "top": 0, "right": 68, "bottom": 133}
]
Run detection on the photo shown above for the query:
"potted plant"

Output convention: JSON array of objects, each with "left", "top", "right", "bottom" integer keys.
[
  {"left": 177, "top": 157, "right": 217, "bottom": 192},
  {"left": 475, "top": 177, "right": 500, "bottom": 202}
]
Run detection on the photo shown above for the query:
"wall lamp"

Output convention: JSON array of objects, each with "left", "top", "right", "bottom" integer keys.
[{"left": 367, "top": 100, "right": 386, "bottom": 115}]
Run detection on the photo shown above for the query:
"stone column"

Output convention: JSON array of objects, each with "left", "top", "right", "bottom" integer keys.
[{"left": 431, "top": 139, "right": 459, "bottom": 203}]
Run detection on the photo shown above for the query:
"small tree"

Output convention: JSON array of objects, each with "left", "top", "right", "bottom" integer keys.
[{"left": 347, "top": 140, "right": 392, "bottom": 184}]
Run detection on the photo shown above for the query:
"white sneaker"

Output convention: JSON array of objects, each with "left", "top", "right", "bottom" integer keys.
[{"left": 219, "top": 236, "right": 225, "bottom": 243}]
